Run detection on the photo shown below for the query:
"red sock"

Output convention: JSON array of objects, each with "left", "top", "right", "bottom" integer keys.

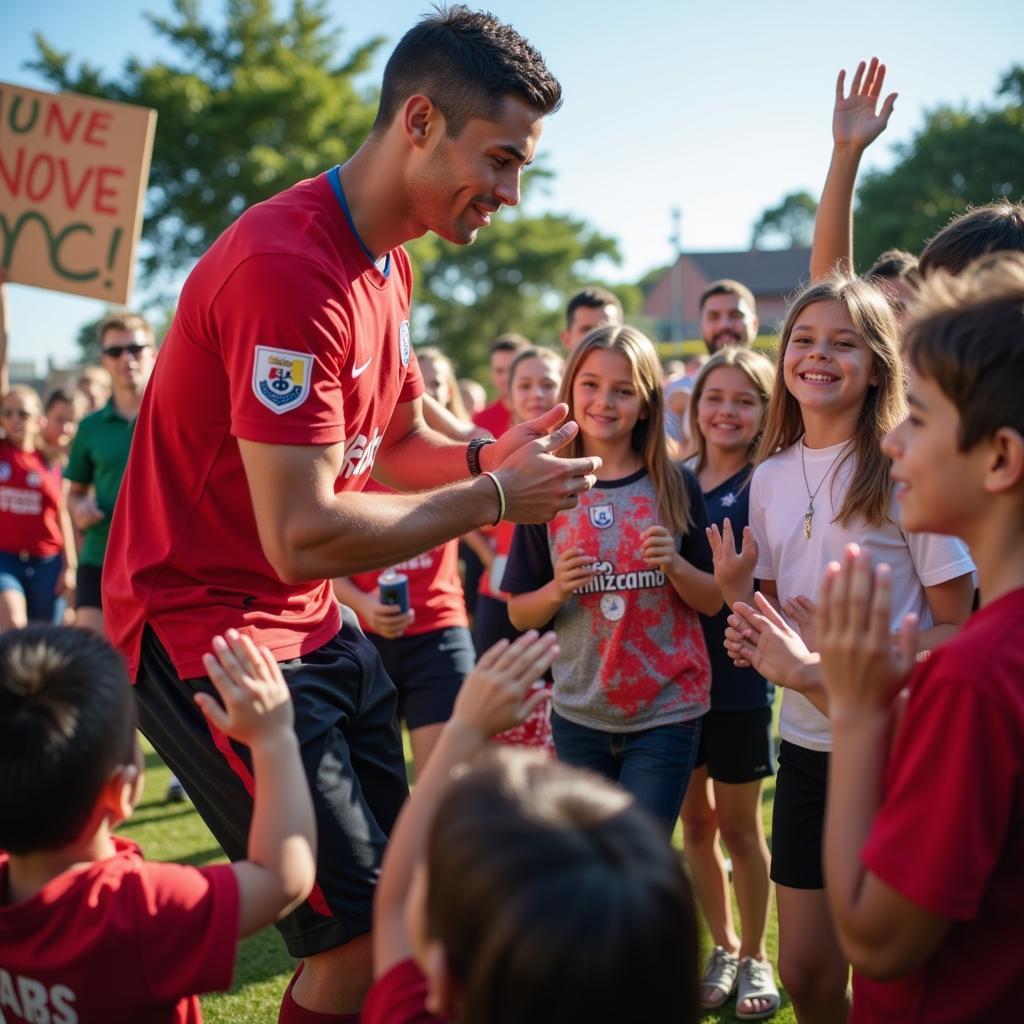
[{"left": 278, "top": 965, "right": 360, "bottom": 1024}]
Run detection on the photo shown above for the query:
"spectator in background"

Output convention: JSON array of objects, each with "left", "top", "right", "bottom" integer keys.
[
  {"left": 458, "top": 376, "right": 487, "bottom": 417},
  {"left": 76, "top": 366, "right": 113, "bottom": 414},
  {"left": 700, "top": 280, "right": 760, "bottom": 355},
  {"left": 40, "top": 389, "right": 84, "bottom": 468},
  {"left": 417, "top": 346, "right": 472, "bottom": 423},
  {"left": 473, "top": 333, "right": 531, "bottom": 437},
  {"left": 66, "top": 312, "right": 155, "bottom": 638},
  {"left": 561, "top": 285, "right": 623, "bottom": 351}
]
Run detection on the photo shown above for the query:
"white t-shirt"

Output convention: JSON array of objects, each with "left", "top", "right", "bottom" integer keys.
[{"left": 750, "top": 439, "right": 975, "bottom": 752}]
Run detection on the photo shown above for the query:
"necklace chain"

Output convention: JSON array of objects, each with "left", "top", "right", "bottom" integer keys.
[{"left": 799, "top": 441, "right": 847, "bottom": 539}]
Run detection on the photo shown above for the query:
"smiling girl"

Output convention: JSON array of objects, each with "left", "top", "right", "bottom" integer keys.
[
  {"left": 502, "top": 325, "right": 720, "bottom": 829},
  {"left": 709, "top": 277, "right": 974, "bottom": 1024}
]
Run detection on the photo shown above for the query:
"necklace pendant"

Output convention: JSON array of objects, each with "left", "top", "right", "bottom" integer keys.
[{"left": 804, "top": 501, "right": 814, "bottom": 539}]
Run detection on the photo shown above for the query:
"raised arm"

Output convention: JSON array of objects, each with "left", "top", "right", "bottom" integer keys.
[
  {"left": 0, "top": 274, "right": 9, "bottom": 396},
  {"left": 810, "top": 58, "right": 897, "bottom": 281}
]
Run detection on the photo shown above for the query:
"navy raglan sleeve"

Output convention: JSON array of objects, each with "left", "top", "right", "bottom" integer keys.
[
  {"left": 678, "top": 466, "right": 713, "bottom": 573},
  {"left": 500, "top": 523, "right": 554, "bottom": 594}
]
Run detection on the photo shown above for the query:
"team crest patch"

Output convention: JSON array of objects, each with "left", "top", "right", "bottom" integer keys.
[
  {"left": 252, "top": 346, "right": 314, "bottom": 414},
  {"left": 588, "top": 504, "right": 614, "bottom": 529},
  {"left": 399, "top": 320, "right": 411, "bottom": 367}
]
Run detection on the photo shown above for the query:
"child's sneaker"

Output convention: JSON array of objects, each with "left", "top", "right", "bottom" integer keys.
[{"left": 165, "top": 776, "right": 188, "bottom": 803}]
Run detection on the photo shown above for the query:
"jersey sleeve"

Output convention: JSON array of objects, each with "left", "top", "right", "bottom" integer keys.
[
  {"left": 905, "top": 530, "right": 975, "bottom": 588},
  {"left": 500, "top": 523, "right": 554, "bottom": 594},
  {"left": 64, "top": 423, "right": 94, "bottom": 485},
  {"left": 400, "top": 343, "right": 424, "bottom": 403},
  {"left": 213, "top": 254, "right": 351, "bottom": 446},
  {"left": 861, "top": 651, "right": 1015, "bottom": 919},
  {"left": 134, "top": 861, "right": 240, "bottom": 1001},
  {"left": 749, "top": 465, "right": 775, "bottom": 582},
  {"left": 678, "top": 467, "right": 713, "bottom": 572}
]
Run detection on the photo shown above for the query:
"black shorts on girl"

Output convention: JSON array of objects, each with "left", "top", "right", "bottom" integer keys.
[
  {"left": 368, "top": 625, "right": 474, "bottom": 730},
  {"left": 770, "top": 739, "right": 829, "bottom": 890},
  {"left": 694, "top": 706, "right": 775, "bottom": 785}
]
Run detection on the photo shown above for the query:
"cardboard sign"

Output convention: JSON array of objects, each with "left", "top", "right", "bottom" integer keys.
[{"left": 0, "top": 82, "right": 156, "bottom": 303}]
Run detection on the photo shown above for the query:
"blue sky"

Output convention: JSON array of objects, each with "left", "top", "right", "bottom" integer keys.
[{"left": 1, "top": 0, "right": 1020, "bottom": 367}]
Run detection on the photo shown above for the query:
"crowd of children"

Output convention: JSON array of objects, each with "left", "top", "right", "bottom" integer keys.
[{"left": 1, "top": 35, "right": 1023, "bottom": 1024}]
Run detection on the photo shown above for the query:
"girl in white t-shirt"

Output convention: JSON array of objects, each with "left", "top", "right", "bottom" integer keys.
[{"left": 709, "top": 275, "right": 974, "bottom": 1024}]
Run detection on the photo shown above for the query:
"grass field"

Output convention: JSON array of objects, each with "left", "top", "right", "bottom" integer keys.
[{"left": 122, "top": 736, "right": 798, "bottom": 1023}]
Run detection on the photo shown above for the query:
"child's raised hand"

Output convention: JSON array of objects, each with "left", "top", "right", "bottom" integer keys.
[
  {"left": 641, "top": 525, "right": 681, "bottom": 573},
  {"left": 818, "top": 545, "right": 917, "bottom": 717},
  {"left": 451, "top": 631, "right": 559, "bottom": 739},
  {"left": 706, "top": 518, "right": 758, "bottom": 600},
  {"left": 198, "top": 630, "right": 294, "bottom": 746},
  {"left": 833, "top": 57, "right": 897, "bottom": 151},
  {"left": 553, "top": 546, "right": 597, "bottom": 599}
]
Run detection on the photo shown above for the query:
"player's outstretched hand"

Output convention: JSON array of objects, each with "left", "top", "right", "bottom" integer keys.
[
  {"left": 451, "top": 630, "right": 559, "bottom": 740},
  {"left": 198, "top": 629, "right": 294, "bottom": 746},
  {"left": 492, "top": 404, "right": 601, "bottom": 522},
  {"left": 833, "top": 57, "right": 897, "bottom": 151},
  {"left": 817, "top": 544, "right": 917, "bottom": 718}
]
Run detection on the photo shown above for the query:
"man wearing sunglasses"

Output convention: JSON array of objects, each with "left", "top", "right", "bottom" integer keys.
[{"left": 65, "top": 312, "right": 155, "bottom": 636}]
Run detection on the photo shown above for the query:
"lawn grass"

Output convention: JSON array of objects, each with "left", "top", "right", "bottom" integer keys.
[{"left": 122, "top": 731, "right": 797, "bottom": 1023}]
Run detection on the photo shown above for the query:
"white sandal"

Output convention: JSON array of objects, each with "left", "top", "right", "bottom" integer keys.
[
  {"left": 699, "top": 945, "right": 739, "bottom": 1009},
  {"left": 735, "top": 956, "right": 781, "bottom": 1020}
]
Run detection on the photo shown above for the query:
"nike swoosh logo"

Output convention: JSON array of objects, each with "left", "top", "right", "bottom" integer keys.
[{"left": 352, "top": 356, "right": 372, "bottom": 378}]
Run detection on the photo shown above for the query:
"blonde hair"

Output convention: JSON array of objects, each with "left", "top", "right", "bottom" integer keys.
[
  {"left": 755, "top": 275, "right": 906, "bottom": 527},
  {"left": 559, "top": 325, "right": 691, "bottom": 533},
  {"left": 417, "top": 346, "right": 470, "bottom": 422},
  {"left": 687, "top": 347, "right": 776, "bottom": 476}
]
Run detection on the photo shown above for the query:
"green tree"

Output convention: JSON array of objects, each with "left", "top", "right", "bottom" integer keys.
[
  {"left": 27, "top": 0, "right": 384, "bottom": 285},
  {"left": 751, "top": 191, "right": 818, "bottom": 249},
  {"left": 854, "top": 65, "right": 1024, "bottom": 267},
  {"left": 407, "top": 194, "right": 622, "bottom": 379}
]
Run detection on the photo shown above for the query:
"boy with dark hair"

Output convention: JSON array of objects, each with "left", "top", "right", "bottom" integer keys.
[
  {"left": 561, "top": 286, "right": 623, "bottom": 351},
  {"left": 917, "top": 199, "right": 1024, "bottom": 277},
  {"left": 0, "top": 625, "right": 316, "bottom": 1022},
  {"left": 817, "top": 252, "right": 1024, "bottom": 1022}
]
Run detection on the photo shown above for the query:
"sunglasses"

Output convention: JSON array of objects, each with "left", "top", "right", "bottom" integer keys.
[
  {"left": 102, "top": 343, "right": 150, "bottom": 359},
  {"left": 0, "top": 408, "right": 33, "bottom": 419}
]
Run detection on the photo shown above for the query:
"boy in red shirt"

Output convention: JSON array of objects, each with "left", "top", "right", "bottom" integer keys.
[
  {"left": 0, "top": 626, "right": 316, "bottom": 1023},
  {"left": 815, "top": 252, "right": 1024, "bottom": 1022}
]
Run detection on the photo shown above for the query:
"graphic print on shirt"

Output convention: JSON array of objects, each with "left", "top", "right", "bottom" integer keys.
[
  {"left": 549, "top": 487, "right": 709, "bottom": 722},
  {"left": 251, "top": 346, "right": 314, "bottom": 413}
]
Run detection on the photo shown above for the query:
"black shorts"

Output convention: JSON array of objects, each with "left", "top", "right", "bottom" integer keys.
[
  {"left": 75, "top": 563, "right": 103, "bottom": 610},
  {"left": 770, "top": 740, "right": 830, "bottom": 890},
  {"left": 693, "top": 706, "right": 775, "bottom": 784},
  {"left": 134, "top": 612, "right": 409, "bottom": 958},
  {"left": 368, "top": 625, "right": 474, "bottom": 730}
]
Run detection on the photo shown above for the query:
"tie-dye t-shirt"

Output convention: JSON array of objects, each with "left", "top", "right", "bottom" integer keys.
[{"left": 502, "top": 466, "right": 713, "bottom": 732}]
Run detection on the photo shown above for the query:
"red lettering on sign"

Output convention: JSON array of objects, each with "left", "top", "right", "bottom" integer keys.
[
  {"left": 93, "top": 167, "right": 123, "bottom": 214},
  {"left": 44, "top": 103, "right": 84, "bottom": 144},
  {"left": 83, "top": 111, "right": 111, "bottom": 147}
]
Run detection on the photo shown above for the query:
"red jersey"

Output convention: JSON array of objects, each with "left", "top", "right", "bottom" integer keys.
[
  {"left": 363, "top": 958, "right": 447, "bottom": 1024},
  {"left": 853, "top": 587, "right": 1024, "bottom": 1023},
  {"left": 472, "top": 399, "right": 512, "bottom": 438},
  {"left": 103, "top": 170, "right": 422, "bottom": 678},
  {"left": 0, "top": 441, "right": 63, "bottom": 558},
  {"left": 476, "top": 519, "right": 516, "bottom": 602},
  {"left": 0, "top": 837, "right": 238, "bottom": 1024}
]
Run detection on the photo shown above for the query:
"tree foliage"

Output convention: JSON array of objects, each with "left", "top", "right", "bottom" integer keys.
[
  {"left": 854, "top": 65, "right": 1024, "bottom": 267},
  {"left": 751, "top": 190, "right": 818, "bottom": 250},
  {"left": 27, "top": 0, "right": 384, "bottom": 285}
]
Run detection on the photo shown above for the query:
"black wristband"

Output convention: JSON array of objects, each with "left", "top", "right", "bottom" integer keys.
[{"left": 466, "top": 436, "right": 496, "bottom": 477}]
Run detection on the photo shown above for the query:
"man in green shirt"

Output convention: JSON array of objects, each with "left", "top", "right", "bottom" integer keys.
[{"left": 66, "top": 312, "right": 155, "bottom": 635}]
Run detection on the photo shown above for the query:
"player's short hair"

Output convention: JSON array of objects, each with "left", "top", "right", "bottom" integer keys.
[
  {"left": 865, "top": 248, "right": 921, "bottom": 285},
  {"left": 0, "top": 627, "right": 137, "bottom": 855},
  {"left": 699, "top": 279, "right": 758, "bottom": 315},
  {"left": 918, "top": 200, "right": 1024, "bottom": 278},
  {"left": 904, "top": 252, "right": 1024, "bottom": 451},
  {"left": 565, "top": 286, "right": 623, "bottom": 329},
  {"left": 373, "top": 4, "right": 562, "bottom": 138},
  {"left": 489, "top": 332, "right": 532, "bottom": 357},
  {"left": 96, "top": 311, "right": 154, "bottom": 347}
]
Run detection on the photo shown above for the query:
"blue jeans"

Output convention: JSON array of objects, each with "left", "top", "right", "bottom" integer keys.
[
  {"left": 551, "top": 711, "right": 701, "bottom": 830},
  {"left": 0, "top": 551, "right": 62, "bottom": 623}
]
